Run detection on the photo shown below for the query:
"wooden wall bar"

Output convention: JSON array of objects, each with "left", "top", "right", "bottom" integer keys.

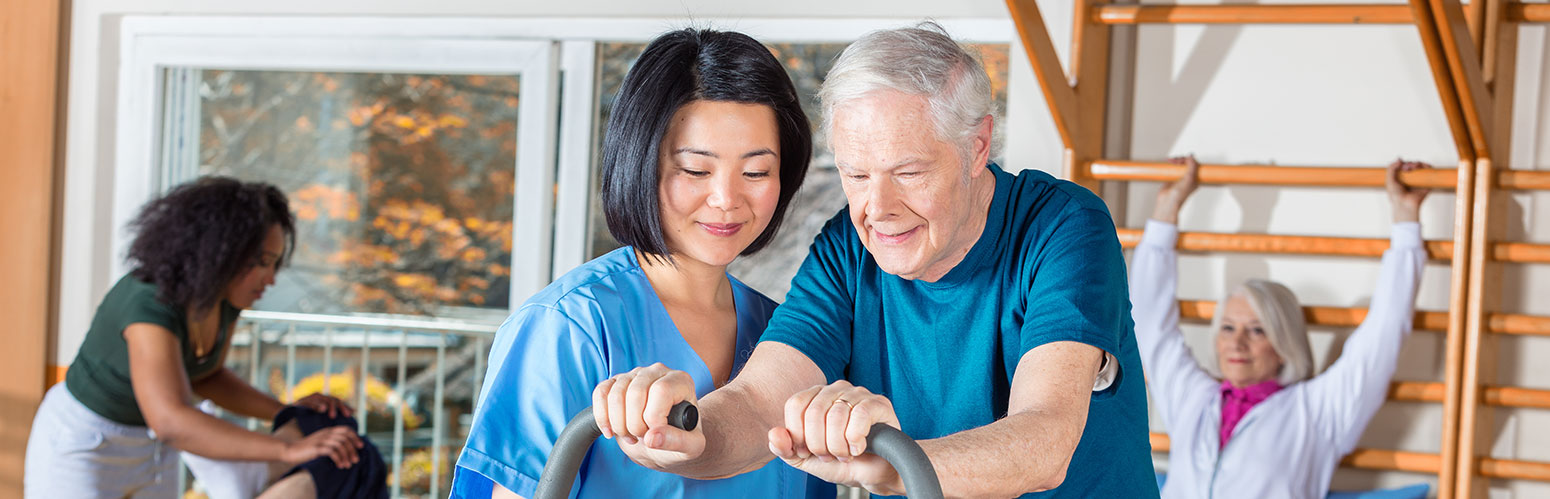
[
  {"left": 1009, "top": 0, "right": 1550, "bottom": 495},
  {"left": 1094, "top": 4, "right": 1414, "bottom": 24},
  {"left": 1176, "top": 299, "right": 1550, "bottom": 337}
]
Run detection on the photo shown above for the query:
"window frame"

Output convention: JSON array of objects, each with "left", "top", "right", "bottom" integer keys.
[{"left": 114, "top": 15, "right": 1015, "bottom": 308}]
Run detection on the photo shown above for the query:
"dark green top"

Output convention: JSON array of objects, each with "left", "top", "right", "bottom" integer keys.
[{"left": 66, "top": 274, "right": 237, "bottom": 426}]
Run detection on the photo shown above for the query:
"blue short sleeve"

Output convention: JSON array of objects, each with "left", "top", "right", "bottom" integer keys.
[
  {"left": 454, "top": 303, "right": 608, "bottom": 498},
  {"left": 758, "top": 213, "right": 858, "bottom": 384},
  {"left": 1019, "top": 207, "right": 1127, "bottom": 359}
]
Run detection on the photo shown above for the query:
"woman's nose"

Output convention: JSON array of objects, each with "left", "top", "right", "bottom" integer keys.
[{"left": 706, "top": 174, "right": 737, "bottom": 211}]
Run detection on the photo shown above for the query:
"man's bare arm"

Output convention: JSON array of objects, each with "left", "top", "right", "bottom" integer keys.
[{"left": 917, "top": 341, "right": 1102, "bottom": 496}]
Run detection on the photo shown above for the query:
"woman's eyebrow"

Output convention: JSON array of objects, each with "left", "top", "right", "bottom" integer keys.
[
  {"left": 741, "top": 148, "right": 776, "bottom": 159},
  {"left": 673, "top": 147, "right": 718, "bottom": 158}
]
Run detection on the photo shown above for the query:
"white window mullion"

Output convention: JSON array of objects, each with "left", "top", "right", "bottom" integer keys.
[
  {"left": 552, "top": 40, "right": 599, "bottom": 280},
  {"left": 510, "top": 42, "right": 562, "bottom": 309}
]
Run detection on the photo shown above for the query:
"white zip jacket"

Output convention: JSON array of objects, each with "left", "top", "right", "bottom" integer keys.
[{"left": 1130, "top": 220, "right": 1426, "bottom": 499}]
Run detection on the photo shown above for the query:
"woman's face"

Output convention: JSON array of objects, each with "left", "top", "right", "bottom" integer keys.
[
  {"left": 224, "top": 224, "right": 284, "bottom": 309},
  {"left": 655, "top": 100, "right": 782, "bottom": 269},
  {"left": 1216, "top": 294, "right": 1285, "bottom": 388}
]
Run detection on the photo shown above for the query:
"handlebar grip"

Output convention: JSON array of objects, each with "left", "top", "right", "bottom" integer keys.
[
  {"left": 668, "top": 400, "right": 698, "bottom": 431},
  {"left": 866, "top": 423, "right": 944, "bottom": 499},
  {"left": 533, "top": 401, "right": 697, "bottom": 499}
]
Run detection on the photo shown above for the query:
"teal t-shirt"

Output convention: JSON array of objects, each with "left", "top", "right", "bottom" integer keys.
[{"left": 759, "top": 163, "right": 1158, "bottom": 498}]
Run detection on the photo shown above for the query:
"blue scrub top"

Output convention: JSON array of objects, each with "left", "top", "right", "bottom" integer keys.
[{"left": 451, "top": 247, "right": 832, "bottom": 499}]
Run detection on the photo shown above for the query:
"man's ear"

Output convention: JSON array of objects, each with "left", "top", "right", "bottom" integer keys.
[{"left": 969, "top": 115, "right": 993, "bottom": 173}]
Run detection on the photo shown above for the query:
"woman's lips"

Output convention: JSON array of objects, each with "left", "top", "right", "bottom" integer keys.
[{"left": 699, "top": 222, "right": 744, "bottom": 237}]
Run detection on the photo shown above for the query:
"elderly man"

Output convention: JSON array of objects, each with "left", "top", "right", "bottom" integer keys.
[{"left": 591, "top": 24, "right": 1157, "bottom": 497}]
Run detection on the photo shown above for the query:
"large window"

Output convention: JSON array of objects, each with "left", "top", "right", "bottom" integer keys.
[{"left": 194, "top": 70, "right": 520, "bottom": 317}]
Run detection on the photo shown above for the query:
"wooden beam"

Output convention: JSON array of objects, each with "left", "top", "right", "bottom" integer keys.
[
  {"left": 1091, "top": 160, "right": 1458, "bottom": 188},
  {"left": 1176, "top": 300, "right": 1451, "bottom": 331},
  {"left": 0, "top": 0, "right": 64, "bottom": 495},
  {"left": 1346, "top": 449, "right": 1444, "bottom": 474},
  {"left": 1063, "top": 0, "right": 1113, "bottom": 193},
  {"left": 1151, "top": 434, "right": 1443, "bottom": 474},
  {"left": 1509, "top": 3, "right": 1550, "bottom": 22},
  {"left": 1093, "top": 159, "right": 1550, "bottom": 190},
  {"left": 1410, "top": 0, "right": 1477, "bottom": 161},
  {"left": 1480, "top": 457, "right": 1550, "bottom": 481},
  {"left": 1115, "top": 228, "right": 1455, "bottom": 260},
  {"left": 1438, "top": 157, "right": 1476, "bottom": 499},
  {"left": 1494, "top": 242, "right": 1550, "bottom": 264},
  {"left": 1497, "top": 170, "right": 1550, "bottom": 190},
  {"left": 1006, "top": 0, "right": 1081, "bottom": 150},
  {"left": 1488, "top": 312, "right": 1550, "bottom": 337},
  {"left": 1457, "top": 156, "right": 1499, "bottom": 499},
  {"left": 1457, "top": 1, "right": 1516, "bottom": 493},
  {"left": 1466, "top": 0, "right": 1487, "bottom": 49},
  {"left": 1177, "top": 299, "right": 1549, "bottom": 337},
  {"left": 1427, "top": 0, "right": 1495, "bottom": 158},
  {"left": 1482, "top": 386, "right": 1550, "bottom": 409},
  {"left": 1094, "top": 4, "right": 1414, "bottom": 24}
]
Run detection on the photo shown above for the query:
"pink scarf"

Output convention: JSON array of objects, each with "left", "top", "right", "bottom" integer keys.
[{"left": 1220, "top": 379, "right": 1282, "bottom": 450}]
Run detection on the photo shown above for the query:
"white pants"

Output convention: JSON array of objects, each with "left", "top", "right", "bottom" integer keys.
[
  {"left": 25, "top": 384, "right": 179, "bottom": 498},
  {"left": 25, "top": 385, "right": 273, "bottom": 499}
]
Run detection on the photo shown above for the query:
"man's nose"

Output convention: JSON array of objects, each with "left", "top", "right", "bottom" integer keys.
[{"left": 864, "top": 179, "right": 898, "bottom": 218}]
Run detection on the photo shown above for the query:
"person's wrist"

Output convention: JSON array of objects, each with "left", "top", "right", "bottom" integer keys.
[{"left": 1393, "top": 204, "right": 1420, "bottom": 223}]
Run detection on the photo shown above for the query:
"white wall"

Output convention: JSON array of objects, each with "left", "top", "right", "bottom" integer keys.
[{"left": 57, "top": 0, "right": 1550, "bottom": 496}]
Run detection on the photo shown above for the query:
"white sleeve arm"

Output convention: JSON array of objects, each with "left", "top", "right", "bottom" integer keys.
[
  {"left": 1129, "top": 219, "right": 1219, "bottom": 429},
  {"left": 1305, "top": 222, "right": 1426, "bottom": 453}
]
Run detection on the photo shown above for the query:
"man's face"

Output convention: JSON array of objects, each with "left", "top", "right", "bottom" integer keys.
[{"left": 830, "top": 90, "right": 990, "bottom": 282}]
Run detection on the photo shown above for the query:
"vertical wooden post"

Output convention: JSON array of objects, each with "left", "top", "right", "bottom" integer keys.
[
  {"left": 0, "top": 0, "right": 66, "bottom": 496},
  {"left": 1456, "top": 0, "right": 1517, "bottom": 496},
  {"left": 1409, "top": 1, "right": 1478, "bottom": 493},
  {"left": 1066, "top": 0, "right": 1112, "bottom": 193}
]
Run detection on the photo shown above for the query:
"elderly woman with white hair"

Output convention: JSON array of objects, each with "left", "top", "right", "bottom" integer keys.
[{"left": 1130, "top": 156, "right": 1431, "bottom": 498}]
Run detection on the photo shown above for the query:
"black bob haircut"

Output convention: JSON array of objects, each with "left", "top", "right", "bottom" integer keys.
[
  {"left": 600, "top": 28, "right": 812, "bottom": 260},
  {"left": 127, "top": 176, "right": 295, "bottom": 311}
]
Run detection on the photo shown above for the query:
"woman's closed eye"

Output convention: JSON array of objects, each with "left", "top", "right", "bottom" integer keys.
[
  {"left": 743, "top": 170, "right": 771, "bottom": 179},
  {"left": 680, "top": 167, "right": 710, "bottom": 178}
]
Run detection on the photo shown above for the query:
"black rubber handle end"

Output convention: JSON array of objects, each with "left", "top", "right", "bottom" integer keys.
[{"left": 667, "top": 401, "right": 698, "bottom": 431}]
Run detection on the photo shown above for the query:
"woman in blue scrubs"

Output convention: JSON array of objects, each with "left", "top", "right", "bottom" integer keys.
[{"left": 450, "top": 28, "right": 828, "bottom": 499}]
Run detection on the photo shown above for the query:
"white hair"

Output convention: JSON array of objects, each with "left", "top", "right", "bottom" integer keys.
[
  {"left": 1202, "top": 279, "right": 1316, "bottom": 386},
  {"left": 817, "top": 22, "right": 1001, "bottom": 164}
]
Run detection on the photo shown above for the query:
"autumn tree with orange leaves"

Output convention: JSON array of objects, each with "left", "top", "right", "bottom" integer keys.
[{"left": 199, "top": 71, "right": 519, "bottom": 315}]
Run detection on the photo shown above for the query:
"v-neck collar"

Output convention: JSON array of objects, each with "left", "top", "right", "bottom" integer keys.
[{"left": 627, "top": 250, "right": 748, "bottom": 397}]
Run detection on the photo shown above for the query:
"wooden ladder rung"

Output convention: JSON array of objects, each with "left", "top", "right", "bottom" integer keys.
[
  {"left": 1090, "top": 160, "right": 1457, "bottom": 188},
  {"left": 1093, "top": 4, "right": 1414, "bottom": 25},
  {"left": 1150, "top": 433, "right": 1443, "bottom": 474},
  {"left": 1116, "top": 228, "right": 1454, "bottom": 260}
]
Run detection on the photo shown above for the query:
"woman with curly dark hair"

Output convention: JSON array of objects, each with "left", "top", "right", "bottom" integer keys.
[{"left": 24, "top": 177, "right": 376, "bottom": 498}]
